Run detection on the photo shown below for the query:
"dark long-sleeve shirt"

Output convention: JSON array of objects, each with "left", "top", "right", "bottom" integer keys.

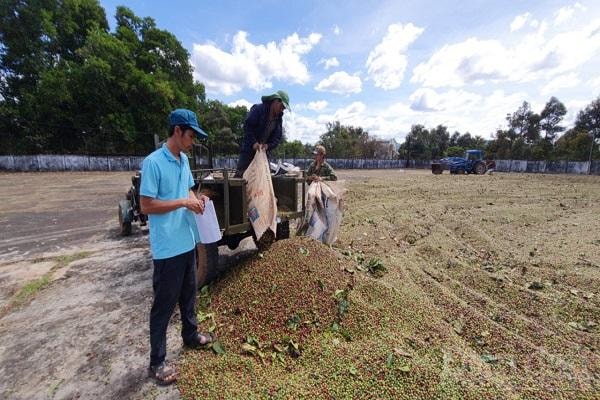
[{"left": 240, "top": 102, "right": 283, "bottom": 153}]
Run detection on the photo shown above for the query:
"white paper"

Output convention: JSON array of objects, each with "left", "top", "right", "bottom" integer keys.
[{"left": 194, "top": 200, "right": 222, "bottom": 244}]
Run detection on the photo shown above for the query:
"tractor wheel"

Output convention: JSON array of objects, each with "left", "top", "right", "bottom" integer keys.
[
  {"left": 253, "top": 228, "right": 275, "bottom": 252},
  {"left": 276, "top": 220, "right": 290, "bottom": 240},
  {"left": 474, "top": 162, "right": 486, "bottom": 175},
  {"left": 196, "top": 243, "right": 219, "bottom": 287},
  {"left": 118, "top": 200, "right": 132, "bottom": 236}
]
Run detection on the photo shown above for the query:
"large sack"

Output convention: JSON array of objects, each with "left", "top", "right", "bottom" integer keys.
[
  {"left": 243, "top": 148, "right": 278, "bottom": 241},
  {"left": 302, "top": 180, "right": 345, "bottom": 244}
]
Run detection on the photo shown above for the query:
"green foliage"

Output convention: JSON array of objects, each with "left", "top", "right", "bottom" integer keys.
[
  {"left": 446, "top": 146, "right": 464, "bottom": 157},
  {"left": 0, "top": 2, "right": 201, "bottom": 155},
  {"left": 485, "top": 96, "right": 598, "bottom": 161},
  {"left": 540, "top": 96, "right": 566, "bottom": 141},
  {"left": 555, "top": 129, "right": 595, "bottom": 160},
  {"left": 317, "top": 121, "right": 392, "bottom": 159},
  {"left": 272, "top": 139, "right": 307, "bottom": 158},
  {"left": 507, "top": 101, "right": 540, "bottom": 144},
  {"left": 399, "top": 124, "right": 455, "bottom": 160}
]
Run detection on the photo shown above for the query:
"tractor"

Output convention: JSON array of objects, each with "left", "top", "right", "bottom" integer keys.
[
  {"left": 118, "top": 140, "right": 305, "bottom": 286},
  {"left": 431, "top": 149, "right": 494, "bottom": 175}
]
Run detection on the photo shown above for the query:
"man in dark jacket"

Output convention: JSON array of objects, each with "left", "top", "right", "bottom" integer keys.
[{"left": 235, "top": 90, "right": 290, "bottom": 177}]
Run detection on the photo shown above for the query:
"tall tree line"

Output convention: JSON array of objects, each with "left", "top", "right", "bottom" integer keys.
[
  {"left": 396, "top": 96, "right": 600, "bottom": 161},
  {"left": 0, "top": 1, "right": 248, "bottom": 155}
]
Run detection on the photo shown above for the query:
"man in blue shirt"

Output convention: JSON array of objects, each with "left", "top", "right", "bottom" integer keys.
[{"left": 140, "top": 108, "right": 215, "bottom": 385}]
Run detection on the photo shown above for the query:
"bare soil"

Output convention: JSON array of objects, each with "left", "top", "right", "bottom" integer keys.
[{"left": 0, "top": 170, "right": 598, "bottom": 399}]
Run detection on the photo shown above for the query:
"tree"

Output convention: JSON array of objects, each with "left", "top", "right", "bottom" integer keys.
[
  {"left": 200, "top": 100, "right": 237, "bottom": 155},
  {"left": 539, "top": 96, "right": 566, "bottom": 141},
  {"left": 0, "top": 0, "right": 109, "bottom": 153},
  {"left": 0, "top": 2, "right": 204, "bottom": 155},
  {"left": 507, "top": 101, "right": 540, "bottom": 144},
  {"left": 319, "top": 121, "right": 369, "bottom": 158},
  {"left": 555, "top": 128, "right": 595, "bottom": 161},
  {"left": 486, "top": 129, "right": 513, "bottom": 159},
  {"left": 430, "top": 125, "right": 450, "bottom": 159},
  {"left": 575, "top": 96, "right": 600, "bottom": 162},
  {"left": 272, "top": 140, "right": 306, "bottom": 158},
  {"left": 224, "top": 104, "right": 248, "bottom": 148}
]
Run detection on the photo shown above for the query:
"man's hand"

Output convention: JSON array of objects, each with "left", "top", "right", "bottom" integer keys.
[
  {"left": 310, "top": 174, "right": 321, "bottom": 182},
  {"left": 184, "top": 196, "right": 205, "bottom": 214},
  {"left": 198, "top": 194, "right": 210, "bottom": 206},
  {"left": 252, "top": 143, "right": 268, "bottom": 151}
]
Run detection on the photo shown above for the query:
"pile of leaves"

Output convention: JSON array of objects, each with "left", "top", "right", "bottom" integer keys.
[{"left": 196, "top": 236, "right": 353, "bottom": 359}]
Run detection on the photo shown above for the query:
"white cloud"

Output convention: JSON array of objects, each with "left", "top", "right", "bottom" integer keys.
[
  {"left": 284, "top": 113, "right": 326, "bottom": 144},
  {"left": 366, "top": 23, "right": 424, "bottom": 90},
  {"left": 227, "top": 99, "right": 253, "bottom": 109},
  {"left": 307, "top": 100, "right": 328, "bottom": 111},
  {"left": 286, "top": 88, "right": 531, "bottom": 144},
  {"left": 587, "top": 76, "right": 600, "bottom": 92},
  {"left": 409, "top": 88, "right": 482, "bottom": 112},
  {"left": 541, "top": 73, "right": 581, "bottom": 95},
  {"left": 191, "top": 31, "right": 321, "bottom": 95},
  {"left": 554, "top": 3, "right": 585, "bottom": 26},
  {"left": 318, "top": 57, "right": 340, "bottom": 70},
  {"left": 564, "top": 99, "right": 590, "bottom": 125},
  {"left": 411, "top": 18, "right": 600, "bottom": 88},
  {"left": 333, "top": 25, "right": 341, "bottom": 35},
  {"left": 293, "top": 100, "right": 329, "bottom": 112},
  {"left": 315, "top": 71, "right": 362, "bottom": 94},
  {"left": 511, "top": 12, "right": 530, "bottom": 32},
  {"left": 411, "top": 38, "right": 510, "bottom": 87}
]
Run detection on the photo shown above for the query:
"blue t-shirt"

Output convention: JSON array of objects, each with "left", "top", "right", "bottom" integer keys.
[{"left": 140, "top": 144, "right": 200, "bottom": 260}]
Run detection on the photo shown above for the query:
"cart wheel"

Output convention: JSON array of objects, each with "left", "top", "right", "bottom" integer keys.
[
  {"left": 196, "top": 243, "right": 219, "bottom": 287},
  {"left": 253, "top": 229, "right": 275, "bottom": 252},
  {"left": 118, "top": 200, "right": 132, "bottom": 236},
  {"left": 276, "top": 220, "right": 290, "bottom": 240}
]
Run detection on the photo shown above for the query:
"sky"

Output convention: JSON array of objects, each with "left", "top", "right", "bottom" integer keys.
[{"left": 99, "top": 0, "right": 600, "bottom": 144}]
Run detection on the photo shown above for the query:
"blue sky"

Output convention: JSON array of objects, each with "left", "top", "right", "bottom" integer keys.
[{"left": 99, "top": 0, "right": 600, "bottom": 144}]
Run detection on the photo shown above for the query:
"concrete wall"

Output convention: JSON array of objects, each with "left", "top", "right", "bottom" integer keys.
[
  {"left": 0, "top": 155, "right": 145, "bottom": 172},
  {"left": 494, "top": 160, "right": 598, "bottom": 175},
  {"left": 1, "top": 154, "right": 598, "bottom": 175}
]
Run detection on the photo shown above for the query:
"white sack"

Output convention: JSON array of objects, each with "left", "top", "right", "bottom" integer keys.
[
  {"left": 243, "top": 148, "right": 278, "bottom": 241},
  {"left": 303, "top": 180, "right": 346, "bottom": 244}
]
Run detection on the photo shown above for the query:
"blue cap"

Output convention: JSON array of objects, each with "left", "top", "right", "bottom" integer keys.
[{"left": 169, "top": 108, "right": 208, "bottom": 138}]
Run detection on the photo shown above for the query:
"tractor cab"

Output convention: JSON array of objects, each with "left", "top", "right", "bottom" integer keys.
[{"left": 466, "top": 149, "right": 484, "bottom": 161}]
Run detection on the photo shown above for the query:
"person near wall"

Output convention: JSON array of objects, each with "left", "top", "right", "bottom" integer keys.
[
  {"left": 235, "top": 90, "right": 290, "bottom": 177},
  {"left": 306, "top": 145, "right": 337, "bottom": 183},
  {"left": 140, "top": 108, "right": 216, "bottom": 386}
]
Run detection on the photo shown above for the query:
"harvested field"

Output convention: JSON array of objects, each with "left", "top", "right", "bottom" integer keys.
[
  {"left": 180, "top": 170, "right": 600, "bottom": 399},
  {"left": 0, "top": 170, "right": 598, "bottom": 399}
]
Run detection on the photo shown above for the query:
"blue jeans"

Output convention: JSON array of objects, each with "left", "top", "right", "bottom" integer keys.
[{"left": 149, "top": 248, "right": 197, "bottom": 367}]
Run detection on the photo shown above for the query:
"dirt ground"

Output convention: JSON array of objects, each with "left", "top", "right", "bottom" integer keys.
[{"left": 0, "top": 170, "right": 598, "bottom": 399}]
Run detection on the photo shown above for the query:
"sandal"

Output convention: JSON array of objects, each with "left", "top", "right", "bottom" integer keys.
[
  {"left": 148, "top": 362, "right": 177, "bottom": 386},
  {"left": 186, "top": 331, "right": 217, "bottom": 349}
]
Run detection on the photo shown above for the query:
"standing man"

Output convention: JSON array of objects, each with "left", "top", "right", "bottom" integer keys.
[
  {"left": 140, "top": 108, "right": 215, "bottom": 385},
  {"left": 306, "top": 145, "right": 337, "bottom": 183},
  {"left": 235, "top": 90, "right": 290, "bottom": 177}
]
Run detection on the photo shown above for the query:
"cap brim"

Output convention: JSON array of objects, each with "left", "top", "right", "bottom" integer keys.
[{"left": 191, "top": 125, "right": 208, "bottom": 139}]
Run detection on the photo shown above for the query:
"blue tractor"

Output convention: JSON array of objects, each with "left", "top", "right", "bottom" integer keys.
[{"left": 431, "top": 149, "right": 493, "bottom": 175}]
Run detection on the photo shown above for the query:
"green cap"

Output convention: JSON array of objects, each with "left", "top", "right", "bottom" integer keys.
[{"left": 261, "top": 90, "right": 290, "bottom": 111}]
